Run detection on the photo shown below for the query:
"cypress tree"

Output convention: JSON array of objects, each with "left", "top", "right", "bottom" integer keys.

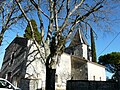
[
  {"left": 24, "top": 19, "right": 41, "bottom": 44},
  {"left": 90, "top": 28, "right": 97, "bottom": 62}
]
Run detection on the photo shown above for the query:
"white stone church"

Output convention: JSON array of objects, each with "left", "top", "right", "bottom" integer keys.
[{"left": 0, "top": 29, "right": 106, "bottom": 90}]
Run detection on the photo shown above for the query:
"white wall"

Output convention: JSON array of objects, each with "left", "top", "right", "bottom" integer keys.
[
  {"left": 56, "top": 53, "right": 71, "bottom": 90},
  {"left": 87, "top": 62, "right": 106, "bottom": 81},
  {"left": 25, "top": 40, "right": 46, "bottom": 89},
  {"left": 26, "top": 41, "right": 71, "bottom": 90},
  {"left": 82, "top": 44, "right": 88, "bottom": 60}
]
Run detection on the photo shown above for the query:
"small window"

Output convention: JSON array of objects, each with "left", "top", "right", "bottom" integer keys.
[
  {"left": 93, "top": 76, "right": 95, "bottom": 81},
  {"left": 9, "top": 52, "right": 15, "bottom": 66},
  {"left": 55, "top": 74, "right": 58, "bottom": 83},
  {"left": 100, "top": 77, "right": 101, "bottom": 81},
  {"left": 7, "top": 72, "right": 11, "bottom": 82}
]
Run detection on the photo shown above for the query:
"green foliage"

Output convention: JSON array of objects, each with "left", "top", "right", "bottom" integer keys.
[
  {"left": 90, "top": 28, "right": 97, "bottom": 62},
  {"left": 98, "top": 52, "right": 120, "bottom": 73},
  {"left": 24, "top": 19, "right": 41, "bottom": 44}
]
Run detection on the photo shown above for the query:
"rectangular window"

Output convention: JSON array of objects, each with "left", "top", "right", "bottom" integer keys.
[
  {"left": 9, "top": 52, "right": 15, "bottom": 66},
  {"left": 100, "top": 77, "right": 101, "bottom": 81},
  {"left": 93, "top": 76, "right": 95, "bottom": 81},
  {"left": 55, "top": 74, "right": 58, "bottom": 83}
]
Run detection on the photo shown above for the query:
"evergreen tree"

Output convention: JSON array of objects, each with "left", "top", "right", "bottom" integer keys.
[
  {"left": 98, "top": 52, "right": 120, "bottom": 81},
  {"left": 98, "top": 52, "right": 120, "bottom": 73},
  {"left": 24, "top": 19, "right": 41, "bottom": 44},
  {"left": 90, "top": 28, "right": 97, "bottom": 62}
]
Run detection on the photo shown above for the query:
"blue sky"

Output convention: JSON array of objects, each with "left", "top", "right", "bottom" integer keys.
[{"left": 96, "top": 28, "right": 120, "bottom": 58}]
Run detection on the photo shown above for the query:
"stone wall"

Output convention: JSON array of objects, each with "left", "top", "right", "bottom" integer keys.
[
  {"left": 71, "top": 56, "right": 88, "bottom": 80},
  {"left": 66, "top": 80, "right": 119, "bottom": 90}
]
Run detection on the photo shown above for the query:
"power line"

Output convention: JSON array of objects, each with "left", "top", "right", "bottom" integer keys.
[{"left": 98, "top": 31, "right": 120, "bottom": 57}]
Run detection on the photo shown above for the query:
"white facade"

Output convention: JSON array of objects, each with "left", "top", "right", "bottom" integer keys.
[
  {"left": 25, "top": 40, "right": 46, "bottom": 89},
  {"left": 56, "top": 53, "right": 71, "bottom": 90},
  {"left": 87, "top": 61, "right": 106, "bottom": 81},
  {"left": 1, "top": 37, "right": 106, "bottom": 90},
  {"left": 82, "top": 44, "right": 88, "bottom": 60},
  {"left": 24, "top": 40, "right": 72, "bottom": 90},
  {"left": 56, "top": 53, "right": 106, "bottom": 90}
]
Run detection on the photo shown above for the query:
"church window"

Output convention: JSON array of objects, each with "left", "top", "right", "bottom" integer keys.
[
  {"left": 93, "top": 76, "right": 95, "bottom": 81},
  {"left": 9, "top": 52, "right": 15, "bottom": 66},
  {"left": 7, "top": 72, "right": 12, "bottom": 82},
  {"left": 100, "top": 77, "right": 101, "bottom": 81},
  {"left": 55, "top": 74, "right": 58, "bottom": 83}
]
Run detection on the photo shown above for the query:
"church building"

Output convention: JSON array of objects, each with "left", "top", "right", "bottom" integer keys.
[{"left": 0, "top": 29, "right": 106, "bottom": 90}]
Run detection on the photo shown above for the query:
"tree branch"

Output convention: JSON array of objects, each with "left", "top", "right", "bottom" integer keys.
[
  {"left": 59, "top": 0, "right": 85, "bottom": 32},
  {"left": 46, "top": 0, "right": 54, "bottom": 45},
  {"left": 30, "top": 0, "right": 45, "bottom": 42},
  {"left": 15, "top": 0, "right": 46, "bottom": 63}
]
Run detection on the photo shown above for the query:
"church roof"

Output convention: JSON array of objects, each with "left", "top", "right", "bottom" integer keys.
[
  {"left": 6, "top": 37, "right": 28, "bottom": 50},
  {"left": 68, "top": 28, "right": 89, "bottom": 48},
  {"left": 71, "top": 55, "right": 105, "bottom": 68}
]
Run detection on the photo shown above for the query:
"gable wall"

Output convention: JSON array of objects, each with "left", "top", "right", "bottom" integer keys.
[
  {"left": 87, "top": 62, "right": 106, "bottom": 81},
  {"left": 0, "top": 42, "right": 27, "bottom": 78}
]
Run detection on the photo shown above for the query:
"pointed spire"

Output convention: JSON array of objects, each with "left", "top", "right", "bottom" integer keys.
[{"left": 69, "top": 28, "right": 88, "bottom": 48}]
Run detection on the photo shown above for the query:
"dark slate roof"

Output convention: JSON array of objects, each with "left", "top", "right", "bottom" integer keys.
[
  {"left": 6, "top": 37, "right": 28, "bottom": 50},
  {"left": 68, "top": 28, "right": 89, "bottom": 48}
]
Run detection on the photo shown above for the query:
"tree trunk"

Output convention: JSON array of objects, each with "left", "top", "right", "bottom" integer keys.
[{"left": 46, "top": 66, "right": 56, "bottom": 90}]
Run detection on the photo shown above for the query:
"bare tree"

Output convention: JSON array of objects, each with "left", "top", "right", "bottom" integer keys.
[
  {"left": 0, "top": 0, "right": 34, "bottom": 45},
  {"left": 1, "top": 0, "right": 120, "bottom": 90}
]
